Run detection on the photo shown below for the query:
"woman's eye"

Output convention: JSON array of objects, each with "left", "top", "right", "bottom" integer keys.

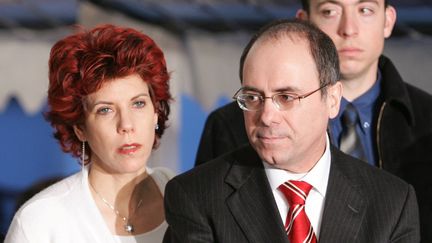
[
  {"left": 133, "top": 100, "right": 146, "bottom": 108},
  {"left": 96, "top": 107, "right": 112, "bottom": 114}
]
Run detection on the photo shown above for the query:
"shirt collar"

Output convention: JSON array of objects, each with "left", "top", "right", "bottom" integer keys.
[
  {"left": 353, "top": 70, "right": 381, "bottom": 108},
  {"left": 263, "top": 135, "right": 331, "bottom": 197},
  {"left": 335, "top": 70, "right": 382, "bottom": 133}
]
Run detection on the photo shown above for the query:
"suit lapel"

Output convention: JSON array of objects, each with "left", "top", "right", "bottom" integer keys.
[
  {"left": 319, "top": 147, "right": 367, "bottom": 243},
  {"left": 225, "top": 145, "right": 289, "bottom": 243}
]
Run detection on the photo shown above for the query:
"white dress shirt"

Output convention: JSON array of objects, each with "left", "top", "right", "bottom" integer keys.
[{"left": 264, "top": 135, "right": 331, "bottom": 238}]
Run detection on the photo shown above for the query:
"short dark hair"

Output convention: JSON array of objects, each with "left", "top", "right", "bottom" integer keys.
[
  {"left": 239, "top": 19, "right": 340, "bottom": 95},
  {"left": 300, "top": 0, "right": 389, "bottom": 13}
]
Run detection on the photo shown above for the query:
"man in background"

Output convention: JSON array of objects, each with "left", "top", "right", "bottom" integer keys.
[{"left": 195, "top": 1, "right": 432, "bottom": 241}]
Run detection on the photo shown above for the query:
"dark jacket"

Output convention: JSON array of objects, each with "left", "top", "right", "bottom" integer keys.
[
  {"left": 167, "top": 145, "right": 420, "bottom": 242},
  {"left": 195, "top": 55, "right": 432, "bottom": 242}
]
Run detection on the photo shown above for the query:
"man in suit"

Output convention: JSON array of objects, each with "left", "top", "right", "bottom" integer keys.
[
  {"left": 194, "top": 1, "right": 432, "bottom": 241},
  {"left": 164, "top": 20, "right": 420, "bottom": 243}
]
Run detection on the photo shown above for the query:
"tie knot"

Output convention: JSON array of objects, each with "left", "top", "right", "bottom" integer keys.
[
  {"left": 278, "top": 180, "right": 313, "bottom": 205},
  {"left": 342, "top": 103, "right": 358, "bottom": 127}
]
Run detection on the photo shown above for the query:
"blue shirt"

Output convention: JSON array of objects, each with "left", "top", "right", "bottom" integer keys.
[{"left": 329, "top": 71, "right": 382, "bottom": 166}]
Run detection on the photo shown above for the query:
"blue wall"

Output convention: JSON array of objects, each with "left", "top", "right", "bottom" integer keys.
[{"left": 0, "top": 97, "right": 80, "bottom": 234}]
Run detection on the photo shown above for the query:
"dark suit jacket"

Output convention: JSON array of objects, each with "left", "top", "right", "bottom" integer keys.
[
  {"left": 166, "top": 145, "right": 420, "bottom": 243},
  {"left": 398, "top": 133, "right": 432, "bottom": 242},
  {"left": 194, "top": 56, "right": 432, "bottom": 242},
  {"left": 195, "top": 101, "right": 248, "bottom": 166}
]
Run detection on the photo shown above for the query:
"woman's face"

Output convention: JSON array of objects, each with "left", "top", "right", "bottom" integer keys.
[{"left": 74, "top": 74, "right": 158, "bottom": 175}]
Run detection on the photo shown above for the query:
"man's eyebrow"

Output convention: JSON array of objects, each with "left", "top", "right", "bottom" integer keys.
[
  {"left": 241, "top": 86, "right": 262, "bottom": 93},
  {"left": 274, "top": 87, "right": 301, "bottom": 93},
  {"left": 240, "top": 86, "right": 301, "bottom": 93},
  {"left": 316, "top": 0, "right": 343, "bottom": 9},
  {"left": 358, "top": 0, "right": 380, "bottom": 6},
  {"left": 316, "top": 0, "right": 380, "bottom": 8}
]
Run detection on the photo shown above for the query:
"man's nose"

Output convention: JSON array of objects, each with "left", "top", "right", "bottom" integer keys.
[
  {"left": 338, "top": 10, "right": 359, "bottom": 38},
  {"left": 259, "top": 97, "right": 280, "bottom": 126}
]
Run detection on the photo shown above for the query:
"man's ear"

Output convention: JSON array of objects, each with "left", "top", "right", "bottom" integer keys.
[
  {"left": 327, "top": 82, "right": 343, "bottom": 119},
  {"left": 73, "top": 125, "right": 86, "bottom": 142},
  {"left": 296, "top": 9, "right": 309, "bottom": 21},
  {"left": 384, "top": 5, "right": 397, "bottom": 38}
]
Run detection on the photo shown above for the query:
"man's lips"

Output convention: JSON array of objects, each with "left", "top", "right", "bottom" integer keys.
[
  {"left": 338, "top": 47, "right": 363, "bottom": 56},
  {"left": 257, "top": 135, "right": 285, "bottom": 143},
  {"left": 117, "top": 143, "right": 142, "bottom": 154}
]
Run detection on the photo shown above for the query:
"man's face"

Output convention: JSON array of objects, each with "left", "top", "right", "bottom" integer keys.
[
  {"left": 298, "top": 0, "right": 396, "bottom": 81},
  {"left": 242, "top": 37, "right": 341, "bottom": 172}
]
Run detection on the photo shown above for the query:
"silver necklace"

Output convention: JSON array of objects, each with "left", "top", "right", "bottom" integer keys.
[{"left": 90, "top": 183, "right": 143, "bottom": 234}]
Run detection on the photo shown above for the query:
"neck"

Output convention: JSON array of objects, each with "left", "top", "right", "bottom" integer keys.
[
  {"left": 88, "top": 164, "right": 149, "bottom": 211},
  {"left": 87, "top": 164, "right": 164, "bottom": 235},
  {"left": 341, "top": 64, "right": 378, "bottom": 101},
  {"left": 277, "top": 135, "right": 327, "bottom": 173}
]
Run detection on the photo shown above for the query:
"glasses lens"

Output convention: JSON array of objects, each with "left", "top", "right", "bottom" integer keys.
[
  {"left": 237, "top": 94, "right": 261, "bottom": 111},
  {"left": 273, "top": 94, "right": 295, "bottom": 110}
]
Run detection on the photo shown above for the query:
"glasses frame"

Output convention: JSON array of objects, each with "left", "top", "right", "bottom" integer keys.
[{"left": 232, "top": 84, "right": 328, "bottom": 111}]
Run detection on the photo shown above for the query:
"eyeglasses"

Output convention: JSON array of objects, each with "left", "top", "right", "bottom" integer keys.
[{"left": 232, "top": 84, "right": 328, "bottom": 111}]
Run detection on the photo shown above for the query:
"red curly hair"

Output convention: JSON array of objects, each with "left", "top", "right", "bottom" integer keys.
[{"left": 46, "top": 24, "right": 171, "bottom": 163}]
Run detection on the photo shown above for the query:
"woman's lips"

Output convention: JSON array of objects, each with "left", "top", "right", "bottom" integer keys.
[{"left": 118, "top": 143, "right": 142, "bottom": 154}]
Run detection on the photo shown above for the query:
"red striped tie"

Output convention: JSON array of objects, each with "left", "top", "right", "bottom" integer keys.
[{"left": 278, "top": 180, "right": 317, "bottom": 243}]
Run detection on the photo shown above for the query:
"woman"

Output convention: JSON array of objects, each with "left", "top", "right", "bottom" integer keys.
[{"left": 5, "top": 24, "right": 174, "bottom": 242}]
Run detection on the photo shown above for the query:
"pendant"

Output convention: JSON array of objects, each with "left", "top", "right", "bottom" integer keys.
[{"left": 124, "top": 224, "right": 134, "bottom": 233}]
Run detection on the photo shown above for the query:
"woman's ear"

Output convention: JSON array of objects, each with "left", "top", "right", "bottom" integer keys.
[
  {"left": 327, "top": 82, "right": 343, "bottom": 119},
  {"left": 154, "top": 111, "right": 158, "bottom": 127},
  {"left": 73, "top": 125, "right": 86, "bottom": 142}
]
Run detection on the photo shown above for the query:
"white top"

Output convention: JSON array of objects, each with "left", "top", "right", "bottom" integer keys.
[
  {"left": 264, "top": 135, "right": 331, "bottom": 238},
  {"left": 5, "top": 165, "right": 174, "bottom": 243}
]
